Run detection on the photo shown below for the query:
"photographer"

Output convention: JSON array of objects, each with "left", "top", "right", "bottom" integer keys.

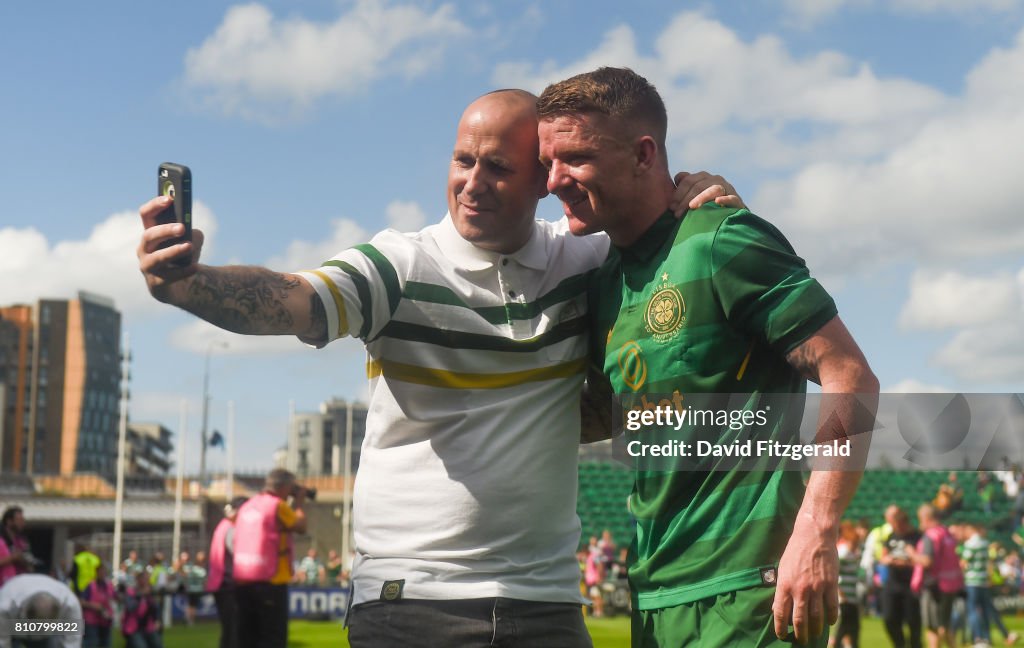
[{"left": 232, "top": 469, "right": 308, "bottom": 648}]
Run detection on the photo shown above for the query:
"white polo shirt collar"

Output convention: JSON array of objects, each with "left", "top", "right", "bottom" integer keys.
[{"left": 434, "top": 212, "right": 546, "bottom": 272}]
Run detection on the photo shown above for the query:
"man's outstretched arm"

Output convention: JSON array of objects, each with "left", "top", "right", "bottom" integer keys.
[
  {"left": 773, "top": 315, "right": 879, "bottom": 645},
  {"left": 137, "top": 195, "right": 327, "bottom": 344}
]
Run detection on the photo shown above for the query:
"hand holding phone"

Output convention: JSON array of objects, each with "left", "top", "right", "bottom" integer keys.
[{"left": 156, "top": 162, "right": 192, "bottom": 265}]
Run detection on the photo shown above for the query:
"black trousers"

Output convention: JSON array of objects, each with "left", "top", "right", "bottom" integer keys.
[
  {"left": 236, "top": 582, "right": 289, "bottom": 648},
  {"left": 882, "top": 584, "right": 922, "bottom": 648},
  {"left": 215, "top": 588, "right": 240, "bottom": 648},
  {"left": 347, "top": 597, "right": 592, "bottom": 648}
]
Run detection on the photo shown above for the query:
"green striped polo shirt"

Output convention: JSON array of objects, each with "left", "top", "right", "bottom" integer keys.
[
  {"left": 589, "top": 204, "right": 837, "bottom": 610},
  {"left": 961, "top": 534, "right": 991, "bottom": 587},
  {"left": 298, "top": 213, "right": 609, "bottom": 605}
]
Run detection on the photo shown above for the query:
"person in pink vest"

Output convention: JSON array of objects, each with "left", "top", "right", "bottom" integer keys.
[
  {"left": 232, "top": 469, "right": 307, "bottom": 648},
  {"left": 121, "top": 569, "right": 163, "bottom": 648},
  {"left": 207, "top": 495, "right": 248, "bottom": 648},
  {"left": 907, "top": 503, "right": 964, "bottom": 648},
  {"left": 0, "top": 506, "right": 33, "bottom": 586},
  {"left": 81, "top": 562, "right": 115, "bottom": 648}
]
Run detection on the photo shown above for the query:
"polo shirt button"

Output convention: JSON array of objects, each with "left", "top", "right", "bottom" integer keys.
[{"left": 508, "top": 290, "right": 516, "bottom": 298}]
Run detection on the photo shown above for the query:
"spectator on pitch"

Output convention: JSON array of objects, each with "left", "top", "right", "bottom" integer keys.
[
  {"left": 296, "top": 548, "right": 324, "bottom": 587},
  {"left": 0, "top": 573, "right": 85, "bottom": 648},
  {"left": 583, "top": 548, "right": 606, "bottom": 618},
  {"left": 0, "top": 506, "right": 33, "bottom": 587},
  {"left": 69, "top": 544, "right": 101, "bottom": 597},
  {"left": 208, "top": 496, "right": 247, "bottom": 648},
  {"left": 978, "top": 472, "right": 998, "bottom": 516},
  {"left": 324, "top": 550, "right": 343, "bottom": 586},
  {"left": 81, "top": 563, "right": 115, "bottom": 648},
  {"left": 933, "top": 473, "right": 964, "bottom": 519},
  {"left": 136, "top": 84, "right": 736, "bottom": 647},
  {"left": 119, "top": 550, "right": 144, "bottom": 588},
  {"left": 961, "top": 523, "right": 1019, "bottom": 647},
  {"left": 538, "top": 66, "right": 877, "bottom": 647},
  {"left": 863, "top": 510, "right": 895, "bottom": 618},
  {"left": 830, "top": 521, "right": 863, "bottom": 648},
  {"left": 999, "top": 551, "right": 1021, "bottom": 594},
  {"left": 232, "top": 469, "right": 307, "bottom": 648},
  {"left": 597, "top": 529, "right": 616, "bottom": 566},
  {"left": 906, "top": 504, "right": 963, "bottom": 648},
  {"left": 181, "top": 551, "right": 207, "bottom": 626},
  {"left": 880, "top": 506, "right": 923, "bottom": 648},
  {"left": 145, "top": 552, "right": 168, "bottom": 592},
  {"left": 121, "top": 570, "right": 163, "bottom": 648}
]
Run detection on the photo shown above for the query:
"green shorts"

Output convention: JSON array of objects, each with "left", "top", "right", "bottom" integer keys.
[{"left": 632, "top": 586, "right": 829, "bottom": 648}]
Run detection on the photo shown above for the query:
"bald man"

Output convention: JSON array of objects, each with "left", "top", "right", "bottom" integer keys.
[
  {"left": 137, "top": 89, "right": 737, "bottom": 646},
  {"left": 0, "top": 574, "right": 84, "bottom": 648}
]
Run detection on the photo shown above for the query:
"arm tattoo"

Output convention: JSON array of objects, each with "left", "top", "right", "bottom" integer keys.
[
  {"left": 306, "top": 291, "right": 328, "bottom": 344},
  {"left": 786, "top": 342, "right": 822, "bottom": 385},
  {"left": 183, "top": 266, "right": 302, "bottom": 335}
]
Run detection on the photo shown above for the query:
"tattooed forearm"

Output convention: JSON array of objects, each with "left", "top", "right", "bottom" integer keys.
[
  {"left": 181, "top": 266, "right": 307, "bottom": 335},
  {"left": 786, "top": 341, "right": 822, "bottom": 385}
]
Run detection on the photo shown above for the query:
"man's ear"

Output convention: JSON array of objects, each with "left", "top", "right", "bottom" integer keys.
[{"left": 634, "top": 136, "right": 658, "bottom": 175}]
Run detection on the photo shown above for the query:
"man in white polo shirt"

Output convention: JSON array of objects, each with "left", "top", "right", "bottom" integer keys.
[{"left": 136, "top": 89, "right": 737, "bottom": 646}]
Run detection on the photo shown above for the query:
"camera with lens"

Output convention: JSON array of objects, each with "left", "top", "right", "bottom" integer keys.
[{"left": 293, "top": 485, "right": 317, "bottom": 501}]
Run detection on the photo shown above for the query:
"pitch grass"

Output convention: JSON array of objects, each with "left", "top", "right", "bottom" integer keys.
[{"left": 114, "top": 613, "right": 1024, "bottom": 647}]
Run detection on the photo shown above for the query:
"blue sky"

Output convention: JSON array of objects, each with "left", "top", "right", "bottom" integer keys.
[{"left": 2, "top": 0, "right": 1023, "bottom": 472}]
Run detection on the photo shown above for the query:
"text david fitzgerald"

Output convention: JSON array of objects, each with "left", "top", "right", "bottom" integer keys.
[{"left": 626, "top": 438, "right": 852, "bottom": 461}]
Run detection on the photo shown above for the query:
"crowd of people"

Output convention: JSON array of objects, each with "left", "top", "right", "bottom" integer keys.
[
  {"left": 577, "top": 530, "right": 629, "bottom": 618},
  {"left": 0, "top": 468, "right": 351, "bottom": 648},
  {"left": 826, "top": 478, "right": 1024, "bottom": 648}
]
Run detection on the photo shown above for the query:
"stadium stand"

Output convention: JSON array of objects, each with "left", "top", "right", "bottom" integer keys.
[{"left": 576, "top": 465, "right": 1020, "bottom": 550}]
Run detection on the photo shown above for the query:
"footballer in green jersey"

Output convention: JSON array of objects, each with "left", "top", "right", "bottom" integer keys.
[{"left": 539, "top": 67, "right": 878, "bottom": 647}]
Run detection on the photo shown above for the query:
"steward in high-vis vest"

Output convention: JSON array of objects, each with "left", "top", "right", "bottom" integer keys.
[
  {"left": 71, "top": 543, "right": 102, "bottom": 595},
  {"left": 232, "top": 469, "right": 307, "bottom": 648}
]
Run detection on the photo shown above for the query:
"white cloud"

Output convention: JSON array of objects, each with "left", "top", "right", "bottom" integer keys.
[
  {"left": 184, "top": 1, "right": 468, "bottom": 122},
  {"left": 385, "top": 200, "right": 427, "bottom": 232},
  {"left": 782, "top": 0, "right": 1018, "bottom": 24},
  {"left": 899, "top": 270, "right": 1021, "bottom": 331},
  {"left": 885, "top": 379, "right": 956, "bottom": 393},
  {"left": 495, "top": 12, "right": 947, "bottom": 173},
  {"left": 169, "top": 319, "right": 308, "bottom": 356},
  {"left": 902, "top": 267, "right": 1024, "bottom": 385},
  {"left": 494, "top": 14, "right": 1024, "bottom": 277},
  {"left": 264, "top": 217, "right": 368, "bottom": 270},
  {"left": 0, "top": 202, "right": 218, "bottom": 318},
  {"left": 935, "top": 320, "right": 1024, "bottom": 384}
]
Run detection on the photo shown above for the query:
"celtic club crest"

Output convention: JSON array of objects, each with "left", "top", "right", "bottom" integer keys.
[{"left": 644, "top": 282, "right": 686, "bottom": 342}]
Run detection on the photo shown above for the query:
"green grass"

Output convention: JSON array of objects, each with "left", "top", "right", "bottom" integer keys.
[{"left": 115, "top": 612, "right": 1024, "bottom": 647}]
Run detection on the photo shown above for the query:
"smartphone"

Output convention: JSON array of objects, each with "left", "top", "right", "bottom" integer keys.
[{"left": 156, "top": 162, "right": 192, "bottom": 265}]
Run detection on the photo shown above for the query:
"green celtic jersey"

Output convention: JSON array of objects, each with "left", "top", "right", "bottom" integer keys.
[
  {"left": 961, "top": 534, "right": 991, "bottom": 587},
  {"left": 589, "top": 204, "right": 837, "bottom": 610}
]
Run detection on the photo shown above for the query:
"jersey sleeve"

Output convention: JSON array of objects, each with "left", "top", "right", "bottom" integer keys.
[
  {"left": 295, "top": 230, "right": 411, "bottom": 346},
  {"left": 710, "top": 210, "right": 838, "bottom": 355}
]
